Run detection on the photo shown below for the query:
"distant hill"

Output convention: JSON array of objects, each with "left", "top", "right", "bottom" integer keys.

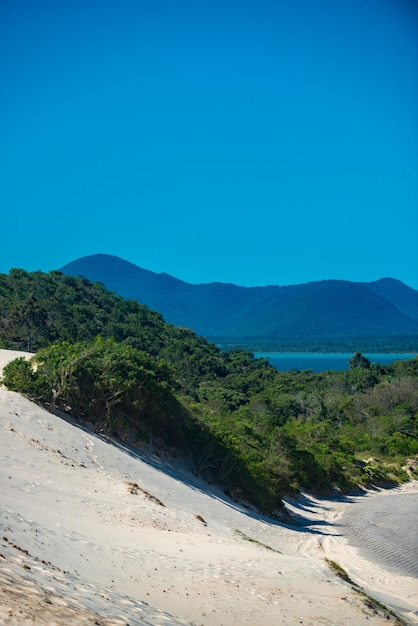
[{"left": 61, "top": 254, "right": 418, "bottom": 348}]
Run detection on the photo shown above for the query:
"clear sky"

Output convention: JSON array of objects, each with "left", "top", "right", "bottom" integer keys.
[{"left": 1, "top": 0, "right": 417, "bottom": 289}]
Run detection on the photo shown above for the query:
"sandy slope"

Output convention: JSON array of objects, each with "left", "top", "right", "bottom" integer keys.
[{"left": 0, "top": 349, "right": 417, "bottom": 625}]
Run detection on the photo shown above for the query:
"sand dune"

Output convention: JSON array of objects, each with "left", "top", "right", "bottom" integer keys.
[{"left": 0, "top": 349, "right": 417, "bottom": 625}]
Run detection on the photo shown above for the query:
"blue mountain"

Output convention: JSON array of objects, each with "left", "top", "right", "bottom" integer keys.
[{"left": 61, "top": 254, "right": 418, "bottom": 345}]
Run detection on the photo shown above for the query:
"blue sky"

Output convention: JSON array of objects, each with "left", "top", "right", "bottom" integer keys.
[{"left": 1, "top": 0, "right": 417, "bottom": 289}]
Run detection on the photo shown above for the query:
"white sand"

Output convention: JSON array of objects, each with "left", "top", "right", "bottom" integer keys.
[{"left": 0, "top": 348, "right": 417, "bottom": 625}]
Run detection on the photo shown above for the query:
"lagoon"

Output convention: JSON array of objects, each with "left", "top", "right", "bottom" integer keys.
[{"left": 254, "top": 352, "right": 417, "bottom": 373}]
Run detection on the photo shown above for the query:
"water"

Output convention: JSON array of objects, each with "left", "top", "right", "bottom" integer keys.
[{"left": 254, "top": 352, "right": 417, "bottom": 373}]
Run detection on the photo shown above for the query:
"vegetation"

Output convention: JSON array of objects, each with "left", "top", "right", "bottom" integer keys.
[
  {"left": 325, "top": 560, "right": 408, "bottom": 625},
  {"left": 234, "top": 529, "right": 281, "bottom": 552},
  {"left": 1, "top": 269, "right": 417, "bottom": 513},
  {"left": 325, "top": 559, "right": 355, "bottom": 584},
  {"left": 353, "top": 589, "right": 408, "bottom": 625},
  {"left": 61, "top": 254, "right": 418, "bottom": 350}
]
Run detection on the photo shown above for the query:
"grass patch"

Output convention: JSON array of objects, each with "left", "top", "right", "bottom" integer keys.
[
  {"left": 354, "top": 589, "right": 408, "bottom": 626},
  {"left": 325, "top": 558, "right": 356, "bottom": 585},
  {"left": 325, "top": 559, "right": 407, "bottom": 625},
  {"left": 234, "top": 529, "right": 282, "bottom": 553}
]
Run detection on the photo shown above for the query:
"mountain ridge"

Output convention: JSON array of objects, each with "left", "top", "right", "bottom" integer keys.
[{"left": 60, "top": 254, "right": 418, "bottom": 344}]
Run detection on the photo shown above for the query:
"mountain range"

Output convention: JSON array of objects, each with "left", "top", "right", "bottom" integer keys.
[{"left": 61, "top": 254, "right": 418, "bottom": 348}]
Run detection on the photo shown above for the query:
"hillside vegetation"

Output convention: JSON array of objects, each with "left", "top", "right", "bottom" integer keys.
[
  {"left": 1, "top": 269, "right": 417, "bottom": 513},
  {"left": 61, "top": 254, "right": 418, "bottom": 350}
]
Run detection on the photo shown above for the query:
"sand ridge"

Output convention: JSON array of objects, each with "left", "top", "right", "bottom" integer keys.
[{"left": 0, "top": 349, "right": 417, "bottom": 625}]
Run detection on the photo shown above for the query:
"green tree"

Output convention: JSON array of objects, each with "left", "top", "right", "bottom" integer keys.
[{"left": 349, "top": 352, "right": 371, "bottom": 370}]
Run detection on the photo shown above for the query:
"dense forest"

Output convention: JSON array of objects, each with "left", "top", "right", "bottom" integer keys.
[
  {"left": 61, "top": 254, "right": 418, "bottom": 350},
  {"left": 1, "top": 269, "right": 417, "bottom": 514}
]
